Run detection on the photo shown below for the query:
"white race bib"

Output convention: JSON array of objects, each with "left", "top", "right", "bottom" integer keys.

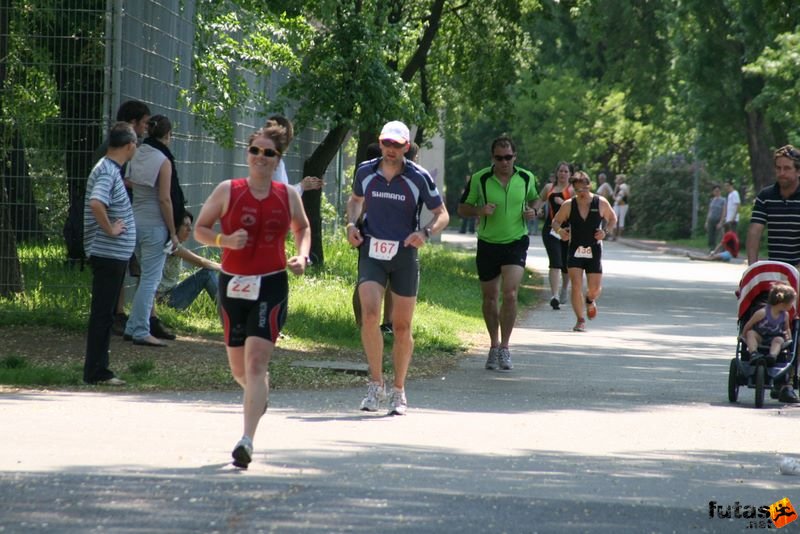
[
  {"left": 226, "top": 275, "right": 261, "bottom": 301},
  {"left": 368, "top": 238, "right": 400, "bottom": 261},
  {"left": 550, "top": 229, "right": 561, "bottom": 239},
  {"left": 574, "top": 246, "right": 593, "bottom": 259}
]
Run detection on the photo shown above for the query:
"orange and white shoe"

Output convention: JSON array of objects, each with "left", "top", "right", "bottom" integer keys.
[{"left": 587, "top": 300, "right": 597, "bottom": 320}]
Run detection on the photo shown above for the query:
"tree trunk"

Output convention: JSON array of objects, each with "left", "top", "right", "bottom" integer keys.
[
  {"left": 302, "top": 123, "right": 350, "bottom": 266},
  {"left": 302, "top": 0, "right": 447, "bottom": 265},
  {"left": 4, "top": 130, "right": 42, "bottom": 241},
  {"left": 0, "top": 0, "right": 23, "bottom": 295},
  {"left": 0, "top": 180, "right": 24, "bottom": 297},
  {"left": 744, "top": 105, "right": 775, "bottom": 193}
]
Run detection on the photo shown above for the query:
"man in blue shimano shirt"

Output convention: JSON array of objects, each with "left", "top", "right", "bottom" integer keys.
[{"left": 345, "top": 120, "right": 449, "bottom": 416}]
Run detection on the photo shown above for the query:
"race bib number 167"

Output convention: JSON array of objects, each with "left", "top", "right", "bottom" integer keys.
[{"left": 369, "top": 238, "right": 399, "bottom": 261}]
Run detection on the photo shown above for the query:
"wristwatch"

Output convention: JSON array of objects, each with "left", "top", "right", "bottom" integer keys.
[
  {"left": 423, "top": 227, "right": 432, "bottom": 239},
  {"left": 304, "top": 256, "right": 313, "bottom": 266}
]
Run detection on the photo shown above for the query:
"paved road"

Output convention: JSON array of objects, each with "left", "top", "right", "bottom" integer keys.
[{"left": 2, "top": 233, "right": 800, "bottom": 533}]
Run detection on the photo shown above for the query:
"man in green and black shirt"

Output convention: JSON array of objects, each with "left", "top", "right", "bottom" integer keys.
[{"left": 457, "top": 135, "right": 539, "bottom": 371}]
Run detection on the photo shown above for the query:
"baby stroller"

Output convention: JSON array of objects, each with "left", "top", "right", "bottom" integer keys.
[{"left": 729, "top": 261, "right": 800, "bottom": 408}]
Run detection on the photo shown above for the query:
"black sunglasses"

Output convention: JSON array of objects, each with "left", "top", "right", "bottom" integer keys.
[
  {"left": 493, "top": 154, "right": 515, "bottom": 162},
  {"left": 248, "top": 146, "right": 280, "bottom": 158},
  {"left": 380, "top": 139, "right": 406, "bottom": 149}
]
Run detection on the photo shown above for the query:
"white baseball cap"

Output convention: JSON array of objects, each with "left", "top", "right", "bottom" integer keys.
[{"left": 379, "top": 121, "right": 410, "bottom": 144}]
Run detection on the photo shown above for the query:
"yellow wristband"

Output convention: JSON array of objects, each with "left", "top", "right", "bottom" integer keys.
[{"left": 215, "top": 233, "right": 222, "bottom": 247}]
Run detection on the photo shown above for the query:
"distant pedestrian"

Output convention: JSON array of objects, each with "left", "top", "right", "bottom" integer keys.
[
  {"left": 705, "top": 185, "right": 725, "bottom": 251},
  {"left": 346, "top": 120, "right": 449, "bottom": 416},
  {"left": 194, "top": 122, "right": 311, "bottom": 468},
  {"left": 722, "top": 180, "right": 740, "bottom": 233},
  {"left": 457, "top": 135, "right": 538, "bottom": 370},
  {"left": 550, "top": 171, "right": 616, "bottom": 333},
  {"left": 82, "top": 122, "right": 138, "bottom": 385},
  {"left": 596, "top": 172, "right": 614, "bottom": 204},
  {"left": 612, "top": 174, "right": 630, "bottom": 240}
]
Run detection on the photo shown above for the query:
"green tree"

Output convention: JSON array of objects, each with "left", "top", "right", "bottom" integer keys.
[
  {"left": 629, "top": 154, "right": 695, "bottom": 239},
  {"left": 671, "top": 0, "right": 800, "bottom": 192},
  {"left": 743, "top": 27, "right": 800, "bottom": 145},
  {"left": 187, "top": 0, "right": 535, "bottom": 265}
]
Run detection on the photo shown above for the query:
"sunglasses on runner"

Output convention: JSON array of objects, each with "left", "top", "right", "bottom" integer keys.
[
  {"left": 493, "top": 154, "right": 515, "bottom": 162},
  {"left": 248, "top": 146, "right": 280, "bottom": 158}
]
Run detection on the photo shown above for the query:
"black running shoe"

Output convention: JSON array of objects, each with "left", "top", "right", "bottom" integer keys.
[
  {"left": 232, "top": 437, "right": 253, "bottom": 468},
  {"left": 779, "top": 387, "right": 800, "bottom": 404}
]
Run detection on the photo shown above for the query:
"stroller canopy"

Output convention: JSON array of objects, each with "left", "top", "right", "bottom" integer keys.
[{"left": 737, "top": 261, "right": 800, "bottom": 320}]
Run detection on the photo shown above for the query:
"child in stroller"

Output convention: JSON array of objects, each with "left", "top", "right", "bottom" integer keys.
[
  {"left": 741, "top": 282, "right": 795, "bottom": 368},
  {"left": 730, "top": 261, "right": 800, "bottom": 406}
]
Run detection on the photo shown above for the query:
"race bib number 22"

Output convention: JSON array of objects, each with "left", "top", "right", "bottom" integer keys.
[{"left": 226, "top": 275, "right": 261, "bottom": 301}]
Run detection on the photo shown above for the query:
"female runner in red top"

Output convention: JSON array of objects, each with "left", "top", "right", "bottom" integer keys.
[{"left": 195, "top": 123, "right": 311, "bottom": 469}]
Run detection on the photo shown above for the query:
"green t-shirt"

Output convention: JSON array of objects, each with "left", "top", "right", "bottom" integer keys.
[{"left": 464, "top": 166, "right": 538, "bottom": 244}]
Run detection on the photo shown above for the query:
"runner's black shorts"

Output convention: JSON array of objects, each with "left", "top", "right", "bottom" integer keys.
[
  {"left": 476, "top": 235, "right": 529, "bottom": 282},
  {"left": 358, "top": 237, "right": 419, "bottom": 297},
  {"left": 542, "top": 227, "right": 568, "bottom": 272},
  {"left": 566, "top": 243, "right": 603, "bottom": 274},
  {"left": 219, "top": 270, "right": 288, "bottom": 346}
]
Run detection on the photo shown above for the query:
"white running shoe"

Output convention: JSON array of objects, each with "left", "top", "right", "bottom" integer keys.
[
  {"left": 388, "top": 388, "right": 408, "bottom": 416},
  {"left": 498, "top": 347, "right": 513, "bottom": 370},
  {"left": 485, "top": 347, "right": 499, "bottom": 370},
  {"left": 359, "top": 381, "right": 387, "bottom": 412}
]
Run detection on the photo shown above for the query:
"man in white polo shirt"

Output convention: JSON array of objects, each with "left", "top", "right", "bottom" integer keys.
[{"left": 722, "top": 180, "right": 740, "bottom": 233}]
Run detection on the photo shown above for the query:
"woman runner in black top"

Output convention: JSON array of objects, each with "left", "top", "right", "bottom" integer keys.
[
  {"left": 550, "top": 171, "right": 617, "bottom": 332},
  {"left": 540, "top": 161, "right": 573, "bottom": 309}
]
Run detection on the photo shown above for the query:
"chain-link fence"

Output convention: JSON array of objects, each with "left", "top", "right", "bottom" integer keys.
[{"left": 0, "top": 0, "right": 342, "bottom": 322}]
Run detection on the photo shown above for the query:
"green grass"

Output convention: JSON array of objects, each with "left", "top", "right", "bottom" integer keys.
[
  {"left": 0, "top": 354, "right": 82, "bottom": 386},
  {"left": 0, "top": 234, "right": 540, "bottom": 390}
]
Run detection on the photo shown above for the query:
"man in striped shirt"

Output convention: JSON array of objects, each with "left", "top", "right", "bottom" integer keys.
[
  {"left": 82, "top": 122, "right": 138, "bottom": 385},
  {"left": 746, "top": 144, "right": 800, "bottom": 404},
  {"left": 747, "top": 145, "right": 800, "bottom": 267}
]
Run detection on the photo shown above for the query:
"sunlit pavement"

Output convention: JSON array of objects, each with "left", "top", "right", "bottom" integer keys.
[{"left": 1, "top": 231, "right": 798, "bottom": 533}]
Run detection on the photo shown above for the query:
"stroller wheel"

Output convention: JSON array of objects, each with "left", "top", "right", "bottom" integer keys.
[
  {"left": 754, "top": 365, "right": 766, "bottom": 408},
  {"left": 728, "top": 359, "right": 739, "bottom": 403}
]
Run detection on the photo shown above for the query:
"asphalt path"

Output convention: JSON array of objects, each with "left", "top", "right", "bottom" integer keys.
[{"left": 2, "top": 232, "right": 800, "bottom": 533}]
